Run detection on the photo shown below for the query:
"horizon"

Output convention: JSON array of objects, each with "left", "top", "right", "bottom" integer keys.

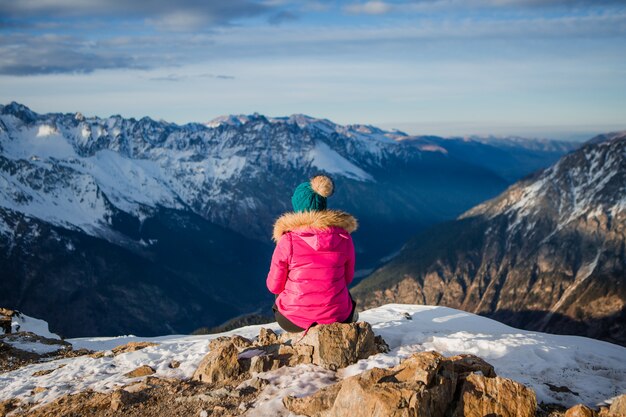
[
  {"left": 1, "top": 0, "right": 625, "bottom": 142},
  {"left": 3, "top": 100, "right": 623, "bottom": 143}
]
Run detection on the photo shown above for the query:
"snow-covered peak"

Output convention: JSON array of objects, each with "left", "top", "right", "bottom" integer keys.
[
  {"left": 205, "top": 114, "right": 254, "bottom": 128},
  {"left": 463, "top": 132, "right": 626, "bottom": 232}
]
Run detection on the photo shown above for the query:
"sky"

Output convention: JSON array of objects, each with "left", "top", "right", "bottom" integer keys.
[{"left": 1, "top": 0, "right": 625, "bottom": 140}]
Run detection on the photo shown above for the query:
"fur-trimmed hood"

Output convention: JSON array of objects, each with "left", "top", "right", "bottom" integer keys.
[{"left": 272, "top": 210, "right": 358, "bottom": 242}]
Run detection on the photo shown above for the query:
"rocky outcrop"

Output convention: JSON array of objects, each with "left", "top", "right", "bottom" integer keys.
[
  {"left": 455, "top": 373, "right": 536, "bottom": 417},
  {"left": 283, "top": 351, "right": 537, "bottom": 417},
  {"left": 193, "top": 322, "right": 387, "bottom": 385},
  {"left": 566, "top": 404, "right": 597, "bottom": 417},
  {"left": 0, "top": 331, "right": 85, "bottom": 373},
  {"left": 0, "top": 308, "right": 16, "bottom": 334}
]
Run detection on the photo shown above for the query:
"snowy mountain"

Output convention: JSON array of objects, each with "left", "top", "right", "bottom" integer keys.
[
  {"left": 1, "top": 305, "right": 625, "bottom": 416},
  {"left": 354, "top": 132, "right": 626, "bottom": 345},
  {"left": 0, "top": 102, "right": 576, "bottom": 337}
]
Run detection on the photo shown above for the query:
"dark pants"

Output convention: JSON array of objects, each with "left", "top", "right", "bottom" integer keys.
[{"left": 272, "top": 295, "right": 358, "bottom": 333}]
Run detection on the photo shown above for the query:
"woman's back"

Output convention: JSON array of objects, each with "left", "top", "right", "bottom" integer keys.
[
  {"left": 268, "top": 211, "right": 356, "bottom": 329},
  {"left": 266, "top": 175, "right": 358, "bottom": 331}
]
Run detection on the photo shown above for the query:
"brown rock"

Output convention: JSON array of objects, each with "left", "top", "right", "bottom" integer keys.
[
  {"left": 209, "top": 335, "right": 252, "bottom": 351},
  {"left": 124, "top": 365, "right": 156, "bottom": 378},
  {"left": 566, "top": 404, "right": 597, "bottom": 417},
  {"left": 249, "top": 355, "right": 281, "bottom": 373},
  {"left": 0, "top": 317, "right": 11, "bottom": 334},
  {"left": 110, "top": 389, "right": 134, "bottom": 411},
  {"left": 111, "top": 341, "right": 159, "bottom": 356},
  {"left": 0, "top": 308, "right": 16, "bottom": 317},
  {"left": 0, "top": 398, "right": 20, "bottom": 416},
  {"left": 611, "top": 394, "right": 626, "bottom": 417},
  {"left": 292, "top": 322, "right": 381, "bottom": 370},
  {"left": 284, "top": 351, "right": 457, "bottom": 417},
  {"left": 454, "top": 373, "right": 537, "bottom": 417},
  {"left": 32, "top": 369, "right": 54, "bottom": 377},
  {"left": 32, "top": 387, "right": 47, "bottom": 394},
  {"left": 258, "top": 328, "right": 279, "bottom": 346},
  {"left": 193, "top": 342, "right": 241, "bottom": 384},
  {"left": 169, "top": 360, "right": 180, "bottom": 369},
  {"left": 448, "top": 354, "right": 497, "bottom": 378}
]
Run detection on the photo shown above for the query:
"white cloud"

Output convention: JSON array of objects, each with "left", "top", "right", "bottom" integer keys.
[{"left": 344, "top": 1, "right": 393, "bottom": 15}]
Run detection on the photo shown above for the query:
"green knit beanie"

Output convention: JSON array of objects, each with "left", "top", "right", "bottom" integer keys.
[{"left": 291, "top": 175, "right": 334, "bottom": 213}]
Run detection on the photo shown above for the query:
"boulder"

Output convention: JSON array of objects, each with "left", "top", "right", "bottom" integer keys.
[
  {"left": 258, "top": 328, "right": 279, "bottom": 346},
  {"left": 193, "top": 342, "right": 240, "bottom": 384},
  {"left": 124, "top": 365, "right": 155, "bottom": 378},
  {"left": 453, "top": 373, "right": 537, "bottom": 417},
  {"left": 448, "top": 354, "right": 496, "bottom": 378},
  {"left": 283, "top": 351, "right": 457, "bottom": 417},
  {"left": 566, "top": 404, "right": 597, "bottom": 417},
  {"left": 284, "top": 351, "right": 534, "bottom": 417},
  {"left": 284, "top": 322, "right": 380, "bottom": 370},
  {"left": 610, "top": 394, "right": 626, "bottom": 417},
  {"left": 209, "top": 335, "right": 252, "bottom": 351}
]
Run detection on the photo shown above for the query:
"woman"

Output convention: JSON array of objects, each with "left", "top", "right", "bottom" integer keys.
[{"left": 266, "top": 174, "right": 358, "bottom": 333}]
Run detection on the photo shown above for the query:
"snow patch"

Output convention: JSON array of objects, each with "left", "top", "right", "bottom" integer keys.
[{"left": 308, "top": 141, "right": 373, "bottom": 181}]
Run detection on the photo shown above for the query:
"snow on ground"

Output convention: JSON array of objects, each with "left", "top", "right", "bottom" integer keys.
[
  {"left": 9, "top": 314, "right": 60, "bottom": 340},
  {"left": 1, "top": 305, "right": 625, "bottom": 415}
]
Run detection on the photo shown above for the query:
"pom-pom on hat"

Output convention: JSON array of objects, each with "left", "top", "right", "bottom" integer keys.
[{"left": 291, "top": 175, "right": 334, "bottom": 213}]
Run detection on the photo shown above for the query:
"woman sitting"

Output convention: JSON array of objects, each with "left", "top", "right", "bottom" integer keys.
[{"left": 266, "top": 175, "right": 358, "bottom": 333}]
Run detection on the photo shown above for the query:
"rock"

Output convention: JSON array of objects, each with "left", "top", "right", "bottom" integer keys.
[
  {"left": 110, "top": 389, "right": 137, "bottom": 411},
  {"left": 249, "top": 354, "right": 280, "bottom": 373},
  {"left": 449, "top": 354, "right": 497, "bottom": 378},
  {"left": 32, "top": 369, "right": 54, "bottom": 377},
  {"left": 374, "top": 335, "right": 390, "bottom": 353},
  {"left": 124, "top": 365, "right": 156, "bottom": 378},
  {"left": 32, "top": 387, "right": 47, "bottom": 394},
  {"left": 258, "top": 328, "right": 279, "bottom": 346},
  {"left": 0, "top": 317, "right": 11, "bottom": 334},
  {"left": 123, "top": 381, "right": 153, "bottom": 394},
  {"left": 169, "top": 360, "right": 181, "bottom": 369},
  {"left": 284, "top": 351, "right": 457, "bottom": 417},
  {"left": 610, "top": 394, "right": 626, "bottom": 416},
  {"left": 0, "top": 398, "right": 20, "bottom": 416},
  {"left": 209, "top": 335, "right": 252, "bottom": 351},
  {"left": 111, "top": 341, "right": 159, "bottom": 356},
  {"left": 284, "top": 352, "right": 531, "bottom": 417},
  {"left": 566, "top": 404, "right": 597, "bottom": 417},
  {"left": 193, "top": 342, "right": 241, "bottom": 384},
  {"left": 290, "top": 322, "right": 381, "bottom": 370},
  {"left": 454, "top": 373, "right": 537, "bottom": 417},
  {"left": 0, "top": 308, "right": 16, "bottom": 317}
]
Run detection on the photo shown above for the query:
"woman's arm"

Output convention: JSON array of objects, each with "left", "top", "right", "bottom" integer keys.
[
  {"left": 345, "top": 234, "right": 355, "bottom": 285},
  {"left": 266, "top": 234, "right": 291, "bottom": 294}
]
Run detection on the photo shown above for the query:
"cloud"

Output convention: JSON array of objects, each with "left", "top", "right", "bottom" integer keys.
[
  {"left": 0, "top": 34, "right": 145, "bottom": 76},
  {"left": 0, "top": 0, "right": 270, "bottom": 29},
  {"left": 344, "top": 1, "right": 393, "bottom": 15},
  {"left": 148, "top": 73, "right": 235, "bottom": 81}
]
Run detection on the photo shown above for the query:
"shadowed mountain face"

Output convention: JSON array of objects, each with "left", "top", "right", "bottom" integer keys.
[
  {"left": 353, "top": 132, "right": 626, "bottom": 345},
  {"left": 0, "top": 102, "right": 577, "bottom": 336}
]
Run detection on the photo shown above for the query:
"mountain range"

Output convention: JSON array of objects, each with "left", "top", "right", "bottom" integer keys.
[
  {"left": 354, "top": 131, "right": 626, "bottom": 345},
  {"left": 0, "top": 102, "right": 577, "bottom": 337}
]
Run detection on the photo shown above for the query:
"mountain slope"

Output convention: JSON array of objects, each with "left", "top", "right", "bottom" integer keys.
[
  {"left": 353, "top": 132, "right": 626, "bottom": 345},
  {"left": 0, "top": 102, "right": 576, "bottom": 336}
]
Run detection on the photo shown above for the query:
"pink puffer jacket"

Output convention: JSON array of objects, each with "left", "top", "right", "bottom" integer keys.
[{"left": 266, "top": 210, "right": 358, "bottom": 329}]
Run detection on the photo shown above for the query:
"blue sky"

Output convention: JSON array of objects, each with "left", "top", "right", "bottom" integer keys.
[{"left": 1, "top": 0, "right": 625, "bottom": 140}]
